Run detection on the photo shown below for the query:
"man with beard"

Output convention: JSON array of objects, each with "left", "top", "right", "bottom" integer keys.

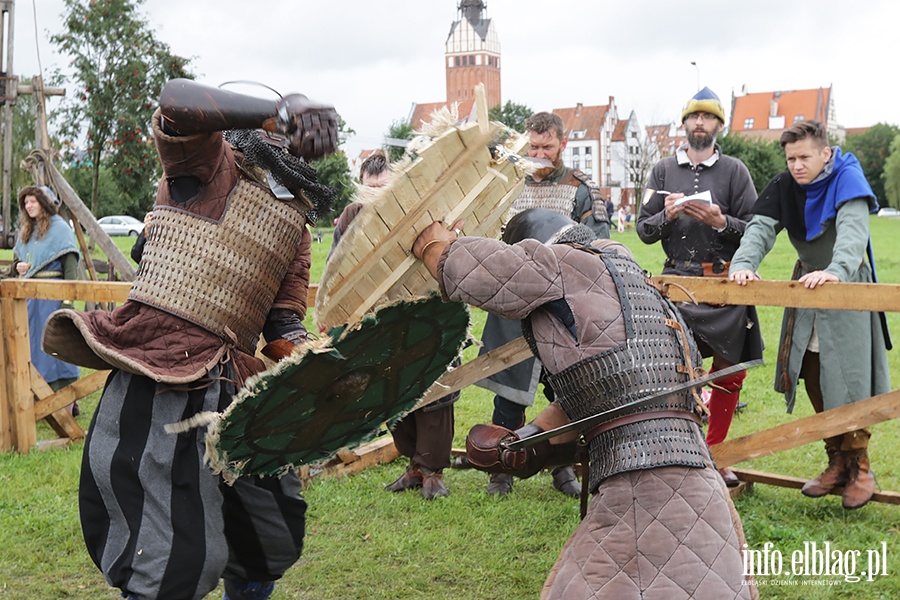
[
  {"left": 474, "top": 111, "right": 610, "bottom": 496},
  {"left": 636, "top": 87, "right": 762, "bottom": 488}
]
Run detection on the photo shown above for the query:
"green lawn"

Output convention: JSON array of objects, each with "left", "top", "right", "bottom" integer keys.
[{"left": 2, "top": 220, "right": 900, "bottom": 599}]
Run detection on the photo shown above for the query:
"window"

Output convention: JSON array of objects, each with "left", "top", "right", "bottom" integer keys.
[
  {"left": 455, "top": 56, "right": 461, "bottom": 67},
  {"left": 793, "top": 114, "right": 805, "bottom": 122},
  {"left": 743, "top": 118, "right": 754, "bottom": 129}
]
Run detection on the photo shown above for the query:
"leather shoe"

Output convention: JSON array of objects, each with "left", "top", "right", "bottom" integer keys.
[
  {"left": 551, "top": 465, "right": 581, "bottom": 497},
  {"left": 719, "top": 467, "right": 740, "bottom": 487},
  {"left": 384, "top": 461, "right": 423, "bottom": 492},
  {"left": 487, "top": 472, "right": 513, "bottom": 496},
  {"left": 421, "top": 467, "right": 449, "bottom": 500}
]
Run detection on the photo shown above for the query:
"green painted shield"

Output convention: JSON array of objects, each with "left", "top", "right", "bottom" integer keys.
[{"left": 210, "top": 296, "right": 469, "bottom": 479}]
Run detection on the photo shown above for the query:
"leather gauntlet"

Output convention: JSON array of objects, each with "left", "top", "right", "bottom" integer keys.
[{"left": 466, "top": 424, "right": 528, "bottom": 472}]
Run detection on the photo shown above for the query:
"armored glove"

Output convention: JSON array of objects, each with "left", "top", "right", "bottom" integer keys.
[
  {"left": 467, "top": 422, "right": 579, "bottom": 479},
  {"left": 276, "top": 94, "right": 339, "bottom": 161},
  {"left": 466, "top": 423, "right": 529, "bottom": 472}
]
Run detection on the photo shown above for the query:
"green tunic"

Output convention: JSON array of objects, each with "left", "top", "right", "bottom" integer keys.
[{"left": 730, "top": 200, "right": 890, "bottom": 412}]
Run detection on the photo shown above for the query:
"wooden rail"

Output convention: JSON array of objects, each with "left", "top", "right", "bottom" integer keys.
[{"left": 3, "top": 275, "right": 900, "bottom": 505}]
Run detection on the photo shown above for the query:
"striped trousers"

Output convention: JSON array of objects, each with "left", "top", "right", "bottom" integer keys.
[{"left": 80, "top": 367, "right": 307, "bottom": 600}]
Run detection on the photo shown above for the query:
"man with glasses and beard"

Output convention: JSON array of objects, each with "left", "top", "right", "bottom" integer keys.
[{"left": 636, "top": 87, "right": 762, "bottom": 488}]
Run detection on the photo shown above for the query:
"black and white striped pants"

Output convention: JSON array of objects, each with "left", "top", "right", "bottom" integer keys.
[{"left": 79, "top": 367, "right": 307, "bottom": 600}]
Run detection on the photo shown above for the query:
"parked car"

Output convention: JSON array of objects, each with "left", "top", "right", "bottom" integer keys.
[
  {"left": 877, "top": 207, "right": 900, "bottom": 217},
  {"left": 98, "top": 215, "right": 145, "bottom": 236}
]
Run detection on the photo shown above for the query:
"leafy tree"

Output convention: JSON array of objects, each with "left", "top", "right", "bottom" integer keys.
[
  {"left": 310, "top": 114, "right": 355, "bottom": 223},
  {"left": 310, "top": 150, "right": 353, "bottom": 225},
  {"left": 843, "top": 123, "right": 900, "bottom": 204},
  {"left": 718, "top": 133, "right": 785, "bottom": 193},
  {"left": 50, "top": 0, "right": 193, "bottom": 217},
  {"left": 882, "top": 134, "right": 900, "bottom": 209},
  {"left": 489, "top": 100, "right": 533, "bottom": 133},
  {"left": 63, "top": 162, "right": 133, "bottom": 217},
  {"left": 385, "top": 119, "right": 414, "bottom": 163}
]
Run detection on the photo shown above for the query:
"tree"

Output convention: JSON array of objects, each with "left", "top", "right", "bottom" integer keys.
[
  {"left": 882, "top": 133, "right": 900, "bottom": 209},
  {"left": 718, "top": 133, "right": 785, "bottom": 193},
  {"left": 310, "top": 150, "right": 353, "bottom": 225},
  {"left": 50, "top": 0, "right": 193, "bottom": 217},
  {"left": 843, "top": 123, "right": 900, "bottom": 204},
  {"left": 384, "top": 119, "right": 414, "bottom": 163},
  {"left": 489, "top": 100, "right": 533, "bottom": 133}
]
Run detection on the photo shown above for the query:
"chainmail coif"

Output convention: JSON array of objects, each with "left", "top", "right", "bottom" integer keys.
[{"left": 225, "top": 129, "right": 336, "bottom": 222}]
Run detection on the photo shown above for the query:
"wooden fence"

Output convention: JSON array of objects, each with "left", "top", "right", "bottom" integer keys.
[{"left": 2, "top": 276, "right": 900, "bottom": 502}]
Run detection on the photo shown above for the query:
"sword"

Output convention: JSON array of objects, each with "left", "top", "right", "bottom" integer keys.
[{"left": 502, "top": 359, "right": 764, "bottom": 451}]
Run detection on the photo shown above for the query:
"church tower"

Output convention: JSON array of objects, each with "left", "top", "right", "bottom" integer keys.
[{"left": 445, "top": 1, "right": 501, "bottom": 108}]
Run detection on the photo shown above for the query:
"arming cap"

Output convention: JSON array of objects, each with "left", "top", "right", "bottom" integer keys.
[
  {"left": 681, "top": 86, "right": 726, "bottom": 123},
  {"left": 502, "top": 208, "right": 595, "bottom": 246}
]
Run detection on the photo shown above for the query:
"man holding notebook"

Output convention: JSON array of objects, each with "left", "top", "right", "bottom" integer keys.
[{"left": 636, "top": 87, "right": 762, "bottom": 487}]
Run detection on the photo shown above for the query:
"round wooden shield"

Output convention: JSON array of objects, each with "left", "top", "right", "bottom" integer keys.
[
  {"left": 207, "top": 295, "right": 469, "bottom": 481},
  {"left": 315, "top": 120, "right": 529, "bottom": 330}
]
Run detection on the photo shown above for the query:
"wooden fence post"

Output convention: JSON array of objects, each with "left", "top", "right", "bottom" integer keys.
[{"left": 0, "top": 295, "right": 36, "bottom": 452}]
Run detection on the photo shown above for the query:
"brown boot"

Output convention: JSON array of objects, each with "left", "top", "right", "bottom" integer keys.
[
  {"left": 420, "top": 467, "right": 449, "bottom": 500},
  {"left": 384, "top": 461, "right": 423, "bottom": 492},
  {"left": 801, "top": 444, "right": 848, "bottom": 498},
  {"left": 842, "top": 451, "right": 876, "bottom": 510}
]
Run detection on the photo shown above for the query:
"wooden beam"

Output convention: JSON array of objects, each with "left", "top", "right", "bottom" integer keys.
[
  {"left": 0, "top": 279, "right": 320, "bottom": 307},
  {"left": 731, "top": 468, "right": 900, "bottom": 505},
  {"left": 1, "top": 297, "right": 36, "bottom": 452},
  {"left": 32, "top": 367, "right": 109, "bottom": 421},
  {"left": 28, "top": 364, "right": 84, "bottom": 441},
  {"left": 653, "top": 276, "right": 900, "bottom": 312},
  {"left": 0, "top": 296, "right": 12, "bottom": 450},
  {"left": 416, "top": 336, "right": 532, "bottom": 409},
  {"left": 298, "top": 436, "right": 400, "bottom": 488},
  {"left": 712, "top": 389, "right": 900, "bottom": 468}
]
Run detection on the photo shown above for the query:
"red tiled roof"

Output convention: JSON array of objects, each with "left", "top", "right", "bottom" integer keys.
[
  {"left": 731, "top": 87, "right": 830, "bottom": 135},
  {"left": 611, "top": 119, "right": 627, "bottom": 142},
  {"left": 553, "top": 104, "right": 610, "bottom": 139}
]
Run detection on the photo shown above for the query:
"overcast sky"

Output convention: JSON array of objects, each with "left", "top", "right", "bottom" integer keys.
[{"left": 14, "top": 0, "right": 900, "bottom": 159}]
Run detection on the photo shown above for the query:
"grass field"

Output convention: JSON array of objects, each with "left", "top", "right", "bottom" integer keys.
[{"left": 2, "top": 219, "right": 900, "bottom": 599}]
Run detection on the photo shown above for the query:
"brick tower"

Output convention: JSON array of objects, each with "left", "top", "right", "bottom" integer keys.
[{"left": 445, "top": 1, "right": 501, "bottom": 108}]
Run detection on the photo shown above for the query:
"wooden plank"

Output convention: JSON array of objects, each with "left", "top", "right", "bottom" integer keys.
[
  {"left": 1, "top": 298, "right": 37, "bottom": 452},
  {"left": 653, "top": 276, "right": 900, "bottom": 312},
  {"left": 29, "top": 365, "right": 85, "bottom": 441},
  {"left": 0, "top": 279, "right": 132, "bottom": 302},
  {"left": 32, "top": 368, "right": 110, "bottom": 420},
  {"left": 712, "top": 390, "right": 900, "bottom": 468},
  {"left": 306, "top": 436, "right": 400, "bottom": 485},
  {"left": 731, "top": 468, "right": 900, "bottom": 505},
  {"left": 416, "top": 336, "right": 532, "bottom": 409},
  {"left": 0, "top": 297, "right": 12, "bottom": 451},
  {"left": 0, "top": 279, "right": 318, "bottom": 310}
]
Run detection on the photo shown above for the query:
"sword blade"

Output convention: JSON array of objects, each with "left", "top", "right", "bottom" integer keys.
[{"left": 502, "top": 359, "right": 764, "bottom": 451}]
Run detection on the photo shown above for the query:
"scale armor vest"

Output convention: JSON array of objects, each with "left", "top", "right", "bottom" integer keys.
[
  {"left": 129, "top": 178, "right": 307, "bottom": 354},
  {"left": 539, "top": 249, "right": 708, "bottom": 493},
  {"left": 507, "top": 179, "right": 578, "bottom": 221}
]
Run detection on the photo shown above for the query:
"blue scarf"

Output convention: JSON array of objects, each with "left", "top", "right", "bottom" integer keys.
[
  {"left": 13, "top": 215, "right": 80, "bottom": 278},
  {"left": 801, "top": 147, "right": 877, "bottom": 241}
]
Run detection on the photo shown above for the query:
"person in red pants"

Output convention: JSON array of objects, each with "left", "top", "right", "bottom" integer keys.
[{"left": 636, "top": 87, "right": 763, "bottom": 487}]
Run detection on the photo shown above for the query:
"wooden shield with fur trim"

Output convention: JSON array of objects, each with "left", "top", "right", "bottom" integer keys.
[
  {"left": 315, "top": 114, "right": 530, "bottom": 330},
  {"left": 207, "top": 295, "right": 469, "bottom": 481}
]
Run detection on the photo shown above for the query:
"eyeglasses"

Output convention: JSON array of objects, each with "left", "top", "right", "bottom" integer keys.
[{"left": 685, "top": 112, "right": 719, "bottom": 122}]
